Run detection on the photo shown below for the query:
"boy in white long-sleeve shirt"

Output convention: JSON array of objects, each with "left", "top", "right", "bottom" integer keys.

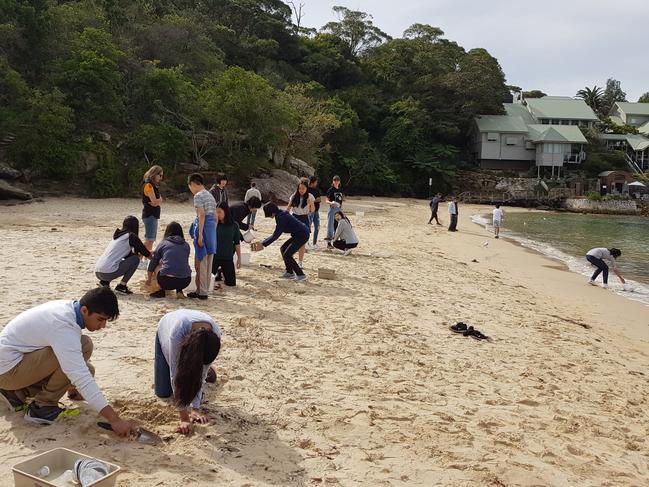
[{"left": 0, "top": 287, "right": 136, "bottom": 435}]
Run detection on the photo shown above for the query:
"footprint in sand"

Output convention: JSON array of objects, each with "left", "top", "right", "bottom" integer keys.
[{"left": 518, "top": 399, "right": 541, "bottom": 407}]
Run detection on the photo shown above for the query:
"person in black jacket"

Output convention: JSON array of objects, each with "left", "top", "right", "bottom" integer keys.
[
  {"left": 251, "top": 203, "right": 309, "bottom": 281},
  {"left": 209, "top": 173, "right": 228, "bottom": 205},
  {"left": 428, "top": 193, "right": 442, "bottom": 225},
  {"left": 229, "top": 197, "right": 262, "bottom": 233}
]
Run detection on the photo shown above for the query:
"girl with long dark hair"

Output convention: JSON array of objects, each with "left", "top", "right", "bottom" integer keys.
[
  {"left": 211, "top": 202, "right": 242, "bottom": 288},
  {"left": 333, "top": 211, "right": 359, "bottom": 255},
  {"left": 286, "top": 179, "right": 315, "bottom": 268},
  {"left": 147, "top": 222, "right": 192, "bottom": 298},
  {"left": 154, "top": 309, "right": 221, "bottom": 434}
]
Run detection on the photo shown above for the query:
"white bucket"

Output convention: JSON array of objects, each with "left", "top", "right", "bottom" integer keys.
[
  {"left": 356, "top": 211, "right": 365, "bottom": 222},
  {"left": 185, "top": 272, "right": 216, "bottom": 293},
  {"left": 234, "top": 252, "right": 251, "bottom": 266},
  {"left": 242, "top": 229, "right": 256, "bottom": 243}
]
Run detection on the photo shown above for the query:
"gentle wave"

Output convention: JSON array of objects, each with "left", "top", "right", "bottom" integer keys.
[{"left": 471, "top": 214, "right": 649, "bottom": 308}]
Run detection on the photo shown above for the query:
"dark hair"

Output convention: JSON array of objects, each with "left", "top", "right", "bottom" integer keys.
[
  {"left": 333, "top": 175, "right": 340, "bottom": 182},
  {"left": 336, "top": 211, "right": 351, "bottom": 224},
  {"left": 216, "top": 173, "right": 227, "bottom": 184},
  {"left": 164, "top": 221, "right": 184, "bottom": 240},
  {"left": 309, "top": 176, "right": 318, "bottom": 185},
  {"left": 80, "top": 287, "right": 119, "bottom": 320},
  {"left": 122, "top": 215, "right": 139, "bottom": 235},
  {"left": 173, "top": 328, "right": 220, "bottom": 407},
  {"left": 246, "top": 196, "right": 262, "bottom": 209},
  {"left": 216, "top": 201, "right": 233, "bottom": 224},
  {"left": 291, "top": 181, "right": 309, "bottom": 208},
  {"left": 263, "top": 202, "right": 279, "bottom": 218},
  {"left": 610, "top": 248, "right": 622, "bottom": 258},
  {"left": 188, "top": 173, "right": 204, "bottom": 185},
  {"left": 250, "top": 182, "right": 256, "bottom": 188},
  {"left": 495, "top": 204, "right": 500, "bottom": 209}
]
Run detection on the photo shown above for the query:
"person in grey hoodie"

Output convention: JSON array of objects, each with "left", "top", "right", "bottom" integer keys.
[
  {"left": 147, "top": 222, "right": 192, "bottom": 298},
  {"left": 332, "top": 211, "right": 359, "bottom": 256}
]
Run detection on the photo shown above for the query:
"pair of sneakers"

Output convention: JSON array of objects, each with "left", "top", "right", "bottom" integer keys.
[
  {"left": 1, "top": 389, "right": 78, "bottom": 425},
  {"left": 588, "top": 280, "right": 609, "bottom": 289},
  {"left": 280, "top": 272, "right": 307, "bottom": 282}
]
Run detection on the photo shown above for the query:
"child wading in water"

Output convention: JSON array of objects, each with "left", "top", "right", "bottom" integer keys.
[
  {"left": 492, "top": 204, "right": 504, "bottom": 238},
  {"left": 95, "top": 216, "right": 151, "bottom": 294}
]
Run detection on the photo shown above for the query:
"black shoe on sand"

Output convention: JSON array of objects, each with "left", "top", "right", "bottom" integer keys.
[
  {"left": 1, "top": 389, "right": 25, "bottom": 411},
  {"left": 187, "top": 292, "right": 208, "bottom": 300},
  {"left": 115, "top": 284, "right": 133, "bottom": 295},
  {"left": 150, "top": 290, "right": 166, "bottom": 298},
  {"left": 206, "top": 366, "right": 217, "bottom": 384},
  {"left": 450, "top": 322, "right": 467, "bottom": 333}
]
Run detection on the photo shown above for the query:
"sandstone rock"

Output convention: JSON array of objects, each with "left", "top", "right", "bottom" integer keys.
[
  {"left": 0, "top": 179, "right": 32, "bottom": 200},
  {"left": 0, "top": 162, "right": 21, "bottom": 180},
  {"left": 286, "top": 155, "right": 315, "bottom": 178},
  {"left": 252, "top": 169, "right": 300, "bottom": 204},
  {"left": 79, "top": 152, "right": 99, "bottom": 173}
]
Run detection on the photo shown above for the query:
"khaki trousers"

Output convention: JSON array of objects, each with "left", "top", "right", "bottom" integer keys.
[
  {"left": 195, "top": 254, "right": 214, "bottom": 296},
  {"left": 0, "top": 335, "right": 94, "bottom": 407}
]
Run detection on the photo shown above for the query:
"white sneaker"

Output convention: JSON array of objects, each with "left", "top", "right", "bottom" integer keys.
[
  {"left": 298, "top": 261, "right": 304, "bottom": 269},
  {"left": 603, "top": 284, "right": 609, "bottom": 289},
  {"left": 312, "top": 243, "right": 320, "bottom": 250},
  {"left": 293, "top": 274, "right": 307, "bottom": 282},
  {"left": 588, "top": 280, "right": 596, "bottom": 286},
  {"left": 343, "top": 249, "right": 353, "bottom": 256},
  {"left": 138, "top": 261, "right": 148, "bottom": 271}
]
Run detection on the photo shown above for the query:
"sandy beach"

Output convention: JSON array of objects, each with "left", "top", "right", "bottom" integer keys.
[{"left": 1, "top": 197, "right": 648, "bottom": 487}]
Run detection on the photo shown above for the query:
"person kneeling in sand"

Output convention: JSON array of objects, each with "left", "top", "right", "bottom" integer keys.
[
  {"left": 332, "top": 211, "right": 358, "bottom": 256},
  {"left": 0, "top": 287, "right": 136, "bottom": 435},
  {"left": 586, "top": 247, "right": 625, "bottom": 289},
  {"left": 154, "top": 310, "right": 221, "bottom": 434},
  {"left": 146, "top": 222, "right": 192, "bottom": 299},
  {"left": 95, "top": 215, "right": 151, "bottom": 295},
  {"left": 251, "top": 202, "right": 309, "bottom": 281}
]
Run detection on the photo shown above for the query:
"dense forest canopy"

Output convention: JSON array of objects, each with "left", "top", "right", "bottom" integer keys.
[{"left": 0, "top": 0, "right": 511, "bottom": 196}]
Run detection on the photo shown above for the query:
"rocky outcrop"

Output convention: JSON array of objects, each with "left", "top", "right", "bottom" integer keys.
[
  {"left": 564, "top": 198, "right": 639, "bottom": 215},
  {"left": 78, "top": 152, "right": 99, "bottom": 173},
  {"left": 286, "top": 155, "right": 315, "bottom": 178},
  {"left": 0, "top": 179, "right": 32, "bottom": 200},
  {"left": 0, "top": 163, "right": 21, "bottom": 180},
  {"left": 252, "top": 169, "right": 301, "bottom": 204}
]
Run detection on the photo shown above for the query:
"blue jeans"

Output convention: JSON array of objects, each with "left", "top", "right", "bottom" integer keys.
[
  {"left": 154, "top": 333, "right": 172, "bottom": 399},
  {"left": 326, "top": 207, "right": 340, "bottom": 241},
  {"left": 143, "top": 216, "right": 159, "bottom": 241},
  {"left": 247, "top": 211, "right": 256, "bottom": 228},
  {"left": 586, "top": 255, "right": 609, "bottom": 284},
  {"left": 309, "top": 211, "right": 320, "bottom": 244}
]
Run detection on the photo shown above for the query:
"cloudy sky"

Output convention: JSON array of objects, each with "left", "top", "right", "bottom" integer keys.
[{"left": 298, "top": 0, "right": 648, "bottom": 101}]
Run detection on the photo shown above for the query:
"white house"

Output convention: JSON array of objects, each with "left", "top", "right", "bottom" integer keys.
[
  {"left": 471, "top": 96, "right": 595, "bottom": 175},
  {"left": 606, "top": 102, "right": 649, "bottom": 171}
]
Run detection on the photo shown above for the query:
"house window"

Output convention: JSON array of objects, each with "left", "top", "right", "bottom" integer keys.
[
  {"left": 525, "top": 141, "right": 534, "bottom": 150},
  {"left": 487, "top": 133, "right": 499, "bottom": 142},
  {"left": 505, "top": 137, "right": 518, "bottom": 146},
  {"left": 630, "top": 118, "right": 638, "bottom": 125},
  {"left": 541, "top": 119, "right": 549, "bottom": 125},
  {"left": 543, "top": 143, "right": 565, "bottom": 154}
]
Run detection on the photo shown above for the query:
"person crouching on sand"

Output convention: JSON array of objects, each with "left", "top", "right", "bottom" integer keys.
[
  {"left": 251, "top": 202, "right": 309, "bottom": 281},
  {"left": 154, "top": 309, "right": 221, "bottom": 435},
  {"left": 0, "top": 287, "right": 136, "bottom": 435},
  {"left": 146, "top": 222, "right": 192, "bottom": 299},
  {"left": 332, "top": 211, "right": 358, "bottom": 256},
  {"left": 586, "top": 247, "right": 625, "bottom": 289},
  {"left": 95, "top": 215, "right": 151, "bottom": 295}
]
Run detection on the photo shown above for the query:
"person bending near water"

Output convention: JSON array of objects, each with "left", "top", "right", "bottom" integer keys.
[
  {"left": 586, "top": 247, "right": 626, "bottom": 289},
  {"left": 95, "top": 216, "right": 151, "bottom": 295},
  {"left": 0, "top": 287, "right": 136, "bottom": 434},
  {"left": 154, "top": 309, "right": 221, "bottom": 435},
  {"left": 142, "top": 165, "right": 164, "bottom": 254},
  {"left": 211, "top": 202, "right": 242, "bottom": 288},
  {"left": 187, "top": 173, "right": 217, "bottom": 300},
  {"left": 251, "top": 202, "right": 309, "bottom": 281},
  {"left": 492, "top": 204, "right": 504, "bottom": 238},
  {"left": 147, "top": 222, "right": 192, "bottom": 299},
  {"left": 428, "top": 193, "right": 442, "bottom": 225},
  {"left": 332, "top": 211, "right": 359, "bottom": 256},
  {"left": 448, "top": 196, "right": 459, "bottom": 232},
  {"left": 287, "top": 179, "right": 315, "bottom": 268}
]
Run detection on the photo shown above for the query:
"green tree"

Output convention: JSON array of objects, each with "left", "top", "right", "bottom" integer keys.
[
  {"left": 576, "top": 86, "right": 604, "bottom": 114},
  {"left": 638, "top": 92, "right": 649, "bottom": 103},
  {"left": 321, "top": 6, "right": 391, "bottom": 56},
  {"left": 601, "top": 78, "right": 627, "bottom": 114},
  {"left": 522, "top": 90, "right": 546, "bottom": 99}
]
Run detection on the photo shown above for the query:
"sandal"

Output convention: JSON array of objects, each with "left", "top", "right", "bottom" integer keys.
[
  {"left": 450, "top": 322, "right": 468, "bottom": 333},
  {"left": 469, "top": 329, "right": 489, "bottom": 340}
]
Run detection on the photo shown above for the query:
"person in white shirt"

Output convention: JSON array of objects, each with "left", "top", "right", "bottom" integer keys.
[
  {"left": 154, "top": 309, "right": 221, "bottom": 434},
  {"left": 448, "top": 197, "right": 458, "bottom": 232},
  {"left": 586, "top": 247, "right": 625, "bottom": 289},
  {"left": 244, "top": 182, "right": 262, "bottom": 229},
  {"left": 492, "top": 204, "right": 504, "bottom": 238},
  {"left": 0, "top": 287, "right": 136, "bottom": 435}
]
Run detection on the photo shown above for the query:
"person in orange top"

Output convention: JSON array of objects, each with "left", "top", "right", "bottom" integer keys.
[{"left": 142, "top": 166, "right": 164, "bottom": 253}]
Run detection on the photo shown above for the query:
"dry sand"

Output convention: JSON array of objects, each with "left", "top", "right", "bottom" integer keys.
[{"left": 0, "top": 197, "right": 648, "bottom": 487}]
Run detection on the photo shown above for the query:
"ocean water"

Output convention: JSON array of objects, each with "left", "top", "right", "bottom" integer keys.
[{"left": 471, "top": 211, "right": 649, "bottom": 307}]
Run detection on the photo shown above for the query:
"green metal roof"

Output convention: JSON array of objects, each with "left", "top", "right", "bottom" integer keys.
[
  {"left": 638, "top": 121, "right": 649, "bottom": 135},
  {"left": 614, "top": 102, "right": 649, "bottom": 116},
  {"left": 527, "top": 124, "right": 587, "bottom": 143},
  {"left": 609, "top": 115, "right": 625, "bottom": 126},
  {"left": 504, "top": 103, "right": 536, "bottom": 124},
  {"left": 526, "top": 96, "right": 599, "bottom": 121},
  {"left": 625, "top": 134, "right": 649, "bottom": 151},
  {"left": 475, "top": 115, "right": 528, "bottom": 133}
]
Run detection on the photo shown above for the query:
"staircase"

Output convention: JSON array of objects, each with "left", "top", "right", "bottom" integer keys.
[{"left": 624, "top": 153, "right": 643, "bottom": 175}]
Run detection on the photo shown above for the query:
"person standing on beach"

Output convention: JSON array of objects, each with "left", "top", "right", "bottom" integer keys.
[
  {"left": 492, "top": 204, "right": 504, "bottom": 238},
  {"left": 286, "top": 179, "right": 315, "bottom": 268},
  {"left": 308, "top": 177, "right": 323, "bottom": 249},
  {"left": 0, "top": 287, "right": 136, "bottom": 435},
  {"left": 251, "top": 202, "right": 309, "bottom": 281},
  {"left": 586, "top": 247, "right": 626, "bottom": 289},
  {"left": 448, "top": 196, "right": 458, "bottom": 232},
  {"left": 187, "top": 173, "right": 217, "bottom": 300},
  {"left": 428, "top": 193, "right": 442, "bottom": 225},
  {"left": 244, "top": 182, "right": 262, "bottom": 230},
  {"left": 211, "top": 202, "right": 242, "bottom": 288},
  {"left": 325, "top": 176, "right": 344, "bottom": 248},
  {"left": 209, "top": 174, "right": 228, "bottom": 206},
  {"left": 154, "top": 309, "right": 221, "bottom": 435},
  {"left": 141, "top": 165, "right": 164, "bottom": 254}
]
